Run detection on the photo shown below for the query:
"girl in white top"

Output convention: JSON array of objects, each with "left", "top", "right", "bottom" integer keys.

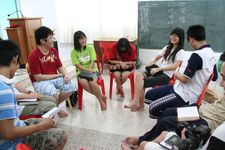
[{"left": 125, "top": 27, "right": 185, "bottom": 111}]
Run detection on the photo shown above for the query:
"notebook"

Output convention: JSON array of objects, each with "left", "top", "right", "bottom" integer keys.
[{"left": 177, "top": 106, "right": 200, "bottom": 122}]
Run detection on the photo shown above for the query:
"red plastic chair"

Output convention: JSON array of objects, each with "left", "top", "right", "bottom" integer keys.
[
  {"left": 196, "top": 73, "right": 214, "bottom": 106},
  {"left": 99, "top": 42, "right": 113, "bottom": 74},
  {"left": 77, "top": 75, "right": 106, "bottom": 110},
  {"left": 16, "top": 143, "right": 32, "bottom": 150},
  {"left": 109, "top": 68, "right": 135, "bottom": 100}
]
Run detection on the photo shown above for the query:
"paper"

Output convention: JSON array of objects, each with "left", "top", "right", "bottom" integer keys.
[
  {"left": 177, "top": 106, "right": 200, "bottom": 121},
  {"left": 16, "top": 105, "right": 25, "bottom": 116},
  {"left": 42, "top": 107, "right": 60, "bottom": 118}
]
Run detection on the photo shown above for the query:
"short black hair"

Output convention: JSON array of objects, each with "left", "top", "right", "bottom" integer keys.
[
  {"left": 35, "top": 26, "right": 53, "bottom": 45},
  {"left": 187, "top": 25, "right": 206, "bottom": 41},
  {"left": 0, "top": 40, "right": 21, "bottom": 66},
  {"left": 73, "top": 30, "right": 87, "bottom": 51},
  {"left": 220, "top": 51, "right": 225, "bottom": 62}
]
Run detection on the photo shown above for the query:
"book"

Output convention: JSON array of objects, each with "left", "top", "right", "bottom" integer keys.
[
  {"left": 18, "top": 101, "right": 39, "bottom": 106},
  {"left": 160, "top": 134, "right": 183, "bottom": 150},
  {"left": 177, "top": 106, "right": 200, "bottom": 122}
]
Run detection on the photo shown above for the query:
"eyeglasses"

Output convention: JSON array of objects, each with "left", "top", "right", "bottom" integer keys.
[
  {"left": 44, "top": 36, "right": 56, "bottom": 42},
  {"left": 170, "top": 34, "right": 179, "bottom": 37}
]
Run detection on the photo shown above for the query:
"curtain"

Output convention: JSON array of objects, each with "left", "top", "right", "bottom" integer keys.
[{"left": 55, "top": 0, "right": 137, "bottom": 43}]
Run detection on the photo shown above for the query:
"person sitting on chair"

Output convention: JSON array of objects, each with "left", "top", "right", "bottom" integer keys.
[
  {"left": 109, "top": 38, "right": 137, "bottom": 98},
  {"left": 71, "top": 31, "right": 107, "bottom": 111},
  {"left": 0, "top": 40, "right": 67, "bottom": 150},
  {"left": 28, "top": 26, "right": 77, "bottom": 118},
  {"left": 125, "top": 27, "right": 185, "bottom": 111},
  {"left": 144, "top": 25, "right": 218, "bottom": 118}
]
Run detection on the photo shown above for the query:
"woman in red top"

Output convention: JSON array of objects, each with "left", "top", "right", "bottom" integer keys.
[{"left": 109, "top": 38, "right": 137, "bottom": 98}]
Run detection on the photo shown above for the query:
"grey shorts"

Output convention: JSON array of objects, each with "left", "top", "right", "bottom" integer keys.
[
  {"left": 22, "top": 118, "right": 65, "bottom": 150},
  {"left": 21, "top": 96, "right": 57, "bottom": 116}
]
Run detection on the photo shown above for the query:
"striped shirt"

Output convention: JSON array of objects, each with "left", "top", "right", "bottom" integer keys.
[{"left": 0, "top": 75, "right": 26, "bottom": 150}]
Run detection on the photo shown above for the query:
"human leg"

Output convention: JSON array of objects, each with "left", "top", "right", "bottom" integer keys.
[
  {"left": 78, "top": 78, "right": 93, "bottom": 94},
  {"left": 113, "top": 71, "right": 123, "bottom": 96},
  {"left": 147, "top": 88, "right": 187, "bottom": 117},
  {"left": 124, "top": 71, "right": 145, "bottom": 110},
  {"left": 21, "top": 96, "right": 57, "bottom": 115},
  {"left": 89, "top": 78, "right": 107, "bottom": 111},
  {"left": 138, "top": 115, "right": 178, "bottom": 145}
]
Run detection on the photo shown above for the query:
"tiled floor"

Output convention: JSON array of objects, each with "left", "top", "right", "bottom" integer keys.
[
  {"left": 14, "top": 67, "right": 157, "bottom": 150},
  {"left": 56, "top": 71, "right": 157, "bottom": 150},
  {"left": 14, "top": 64, "right": 222, "bottom": 150}
]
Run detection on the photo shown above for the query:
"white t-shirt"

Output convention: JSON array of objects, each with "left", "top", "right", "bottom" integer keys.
[
  {"left": 158, "top": 45, "right": 185, "bottom": 78},
  {"left": 174, "top": 45, "right": 216, "bottom": 104}
]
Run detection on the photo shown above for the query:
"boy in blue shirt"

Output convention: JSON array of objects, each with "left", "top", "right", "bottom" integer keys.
[{"left": 0, "top": 40, "right": 67, "bottom": 150}]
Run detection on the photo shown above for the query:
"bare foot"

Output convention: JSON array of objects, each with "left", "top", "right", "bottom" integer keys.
[
  {"left": 121, "top": 140, "right": 131, "bottom": 150},
  {"left": 100, "top": 102, "right": 107, "bottom": 111},
  {"left": 130, "top": 104, "right": 144, "bottom": 112},
  {"left": 125, "top": 137, "right": 139, "bottom": 148},
  {"left": 100, "top": 95, "right": 107, "bottom": 111},
  {"left": 57, "top": 110, "right": 68, "bottom": 118},
  {"left": 102, "top": 95, "right": 107, "bottom": 106}
]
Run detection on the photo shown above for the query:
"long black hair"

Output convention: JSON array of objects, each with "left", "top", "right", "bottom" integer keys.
[
  {"left": 163, "top": 27, "right": 185, "bottom": 63},
  {"left": 116, "top": 38, "right": 131, "bottom": 58},
  {"left": 73, "top": 30, "right": 87, "bottom": 51}
]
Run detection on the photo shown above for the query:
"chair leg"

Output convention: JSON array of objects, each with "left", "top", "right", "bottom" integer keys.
[
  {"left": 129, "top": 73, "right": 135, "bottom": 99},
  {"left": 100, "top": 80, "right": 106, "bottom": 95},
  {"left": 78, "top": 81, "right": 83, "bottom": 111},
  {"left": 101, "top": 59, "right": 104, "bottom": 74},
  {"left": 66, "top": 98, "right": 73, "bottom": 112},
  {"left": 109, "top": 73, "right": 114, "bottom": 99}
]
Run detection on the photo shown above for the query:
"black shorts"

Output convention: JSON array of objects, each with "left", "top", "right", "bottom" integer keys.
[{"left": 110, "top": 66, "right": 134, "bottom": 73}]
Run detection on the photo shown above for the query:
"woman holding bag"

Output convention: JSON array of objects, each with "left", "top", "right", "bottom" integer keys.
[
  {"left": 125, "top": 27, "right": 185, "bottom": 111},
  {"left": 71, "top": 31, "right": 106, "bottom": 111}
]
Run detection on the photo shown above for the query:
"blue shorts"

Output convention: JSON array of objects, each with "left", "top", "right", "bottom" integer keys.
[{"left": 33, "top": 77, "right": 77, "bottom": 96}]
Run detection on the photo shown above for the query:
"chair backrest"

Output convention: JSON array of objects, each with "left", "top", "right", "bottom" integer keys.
[
  {"left": 196, "top": 73, "right": 214, "bottom": 106},
  {"left": 99, "top": 42, "right": 113, "bottom": 61}
]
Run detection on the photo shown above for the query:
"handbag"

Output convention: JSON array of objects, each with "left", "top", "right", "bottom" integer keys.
[
  {"left": 145, "top": 64, "right": 163, "bottom": 76},
  {"left": 78, "top": 71, "right": 97, "bottom": 81}
]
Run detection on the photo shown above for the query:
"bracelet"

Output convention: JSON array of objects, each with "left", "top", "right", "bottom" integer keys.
[{"left": 28, "top": 90, "right": 32, "bottom": 94}]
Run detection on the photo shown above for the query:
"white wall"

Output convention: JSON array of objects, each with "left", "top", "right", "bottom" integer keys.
[{"left": 19, "top": 0, "right": 222, "bottom": 63}]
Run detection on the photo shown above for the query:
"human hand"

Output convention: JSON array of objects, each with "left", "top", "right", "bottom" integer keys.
[
  {"left": 181, "top": 128, "right": 187, "bottom": 140},
  {"left": 64, "top": 74, "right": 70, "bottom": 84},
  {"left": 120, "top": 62, "right": 127, "bottom": 69},
  {"left": 150, "top": 68, "right": 161, "bottom": 75},
  {"left": 38, "top": 118, "right": 55, "bottom": 130},
  {"left": 29, "top": 92, "right": 43, "bottom": 99}
]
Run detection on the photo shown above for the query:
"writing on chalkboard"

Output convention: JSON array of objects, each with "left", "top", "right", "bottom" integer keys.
[{"left": 138, "top": 0, "right": 225, "bottom": 52}]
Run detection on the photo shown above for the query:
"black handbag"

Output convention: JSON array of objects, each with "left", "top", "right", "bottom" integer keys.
[
  {"left": 145, "top": 64, "right": 163, "bottom": 76},
  {"left": 66, "top": 91, "right": 78, "bottom": 107},
  {"left": 78, "top": 71, "right": 97, "bottom": 81}
]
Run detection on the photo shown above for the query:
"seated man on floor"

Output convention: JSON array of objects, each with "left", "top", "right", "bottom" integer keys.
[
  {"left": 144, "top": 24, "right": 218, "bottom": 118},
  {"left": 28, "top": 26, "right": 77, "bottom": 117},
  {"left": 0, "top": 40, "right": 67, "bottom": 150},
  {"left": 121, "top": 50, "right": 225, "bottom": 150}
]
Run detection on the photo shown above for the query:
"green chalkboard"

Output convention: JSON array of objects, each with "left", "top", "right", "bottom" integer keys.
[{"left": 138, "top": 0, "right": 225, "bottom": 52}]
